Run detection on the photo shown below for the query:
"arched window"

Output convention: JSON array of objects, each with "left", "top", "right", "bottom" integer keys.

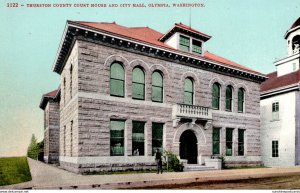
[
  {"left": 110, "top": 62, "right": 125, "bottom": 97},
  {"left": 152, "top": 71, "right": 163, "bottom": 102},
  {"left": 225, "top": 85, "right": 233, "bottom": 111},
  {"left": 132, "top": 67, "right": 145, "bottom": 100},
  {"left": 212, "top": 83, "right": 221, "bottom": 109},
  {"left": 184, "top": 78, "right": 194, "bottom": 105},
  {"left": 238, "top": 88, "right": 245, "bottom": 112}
]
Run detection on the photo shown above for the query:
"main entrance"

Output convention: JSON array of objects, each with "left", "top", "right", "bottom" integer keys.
[{"left": 179, "top": 129, "right": 198, "bottom": 164}]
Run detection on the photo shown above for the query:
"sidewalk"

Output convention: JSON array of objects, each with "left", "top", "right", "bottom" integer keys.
[{"left": 2, "top": 158, "right": 300, "bottom": 189}]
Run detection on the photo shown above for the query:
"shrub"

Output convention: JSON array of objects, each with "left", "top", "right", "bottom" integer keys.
[{"left": 164, "top": 151, "right": 184, "bottom": 172}]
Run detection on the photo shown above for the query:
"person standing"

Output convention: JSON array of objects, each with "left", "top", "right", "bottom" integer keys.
[{"left": 155, "top": 148, "right": 163, "bottom": 174}]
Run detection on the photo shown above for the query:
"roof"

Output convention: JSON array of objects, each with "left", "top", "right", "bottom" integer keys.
[
  {"left": 290, "top": 17, "right": 300, "bottom": 30},
  {"left": 159, "top": 22, "right": 211, "bottom": 42},
  {"left": 260, "top": 70, "right": 300, "bottom": 93},
  {"left": 285, "top": 17, "right": 300, "bottom": 39},
  {"left": 39, "top": 89, "right": 60, "bottom": 110},
  {"left": 68, "top": 21, "right": 262, "bottom": 76}
]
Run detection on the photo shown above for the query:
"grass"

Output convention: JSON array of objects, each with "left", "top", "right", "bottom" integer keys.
[
  {"left": 84, "top": 169, "right": 159, "bottom": 175},
  {"left": 0, "top": 157, "right": 32, "bottom": 186},
  {"left": 224, "top": 165, "right": 268, "bottom": 170}
]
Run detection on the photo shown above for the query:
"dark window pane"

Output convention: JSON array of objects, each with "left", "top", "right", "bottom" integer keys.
[
  {"left": 212, "top": 83, "right": 220, "bottom": 109},
  {"left": 152, "top": 123, "right": 164, "bottom": 155},
  {"left": 179, "top": 35, "right": 190, "bottom": 51},
  {"left": 132, "top": 121, "right": 145, "bottom": 156},
  {"left": 192, "top": 40, "right": 202, "bottom": 54},
  {"left": 212, "top": 128, "right": 220, "bottom": 155},
  {"left": 226, "top": 128, "right": 233, "bottom": 156},
  {"left": 238, "top": 129, "right": 245, "bottom": 156},
  {"left": 226, "top": 86, "right": 232, "bottom": 111},
  {"left": 110, "top": 120, "right": 125, "bottom": 156},
  {"left": 238, "top": 88, "right": 245, "bottom": 112}
]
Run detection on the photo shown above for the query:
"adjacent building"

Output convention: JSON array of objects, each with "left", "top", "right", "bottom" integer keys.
[
  {"left": 261, "top": 17, "right": 300, "bottom": 167},
  {"left": 40, "top": 20, "right": 267, "bottom": 173}
]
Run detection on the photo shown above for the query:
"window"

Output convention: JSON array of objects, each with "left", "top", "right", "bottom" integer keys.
[
  {"left": 110, "top": 62, "right": 125, "bottom": 97},
  {"left": 238, "top": 88, "right": 245, "bottom": 112},
  {"left": 152, "top": 123, "right": 164, "bottom": 155},
  {"left": 132, "top": 67, "right": 145, "bottom": 100},
  {"left": 110, "top": 120, "right": 125, "bottom": 156},
  {"left": 70, "top": 65, "right": 73, "bottom": 99},
  {"left": 212, "top": 83, "right": 221, "bottom": 109},
  {"left": 63, "top": 77, "right": 66, "bottom": 105},
  {"left": 152, "top": 71, "right": 163, "bottom": 102},
  {"left": 70, "top": 121, "right": 73, "bottom": 157},
  {"left": 132, "top": 121, "right": 145, "bottom": 156},
  {"left": 192, "top": 40, "right": 202, "bottom": 54},
  {"left": 272, "top": 140, "right": 279, "bottom": 157},
  {"left": 63, "top": 125, "right": 66, "bottom": 156},
  {"left": 226, "top": 128, "right": 234, "bottom": 156},
  {"left": 226, "top": 86, "right": 233, "bottom": 111},
  {"left": 212, "top": 128, "right": 220, "bottom": 155},
  {"left": 179, "top": 35, "right": 190, "bottom": 52},
  {"left": 272, "top": 102, "right": 279, "bottom": 120},
  {"left": 238, "top": 129, "right": 245, "bottom": 156},
  {"left": 184, "top": 78, "right": 194, "bottom": 105},
  {"left": 293, "top": 63, "right": 296, "bottom": 71}
]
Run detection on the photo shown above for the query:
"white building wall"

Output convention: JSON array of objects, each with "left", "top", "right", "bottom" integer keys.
[
  {"left": 261, "top": 91, "right": 296, "bottom": 167},
  {"left": 165, "top": 33, "right": 178, "bottom": 49},
  {"left": 276, "top": 57, "right": 299, "bottom": 77}
]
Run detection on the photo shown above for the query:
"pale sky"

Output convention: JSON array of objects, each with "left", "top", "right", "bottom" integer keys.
[{"left": 0, "top": 0, "right": 299, "bottom": 157}]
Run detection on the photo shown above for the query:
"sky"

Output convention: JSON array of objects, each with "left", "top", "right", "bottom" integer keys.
[{"left": 0, "top": 0, "right": 299, "bottom": 157}]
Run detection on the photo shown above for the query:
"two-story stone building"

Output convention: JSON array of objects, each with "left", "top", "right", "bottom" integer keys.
[{"left": 40, "top": 20, "right": 267, "bottom": 173}]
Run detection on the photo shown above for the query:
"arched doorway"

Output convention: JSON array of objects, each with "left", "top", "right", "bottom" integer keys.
[{"left": 179, "top": 130, "right": 198, "bottom": 164}]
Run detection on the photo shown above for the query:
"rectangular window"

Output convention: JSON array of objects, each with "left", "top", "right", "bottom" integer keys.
[
  {"left": 192, "top": 40, "right": 202, "bottom": 54},
  {"left": 179, "top": 35, "right": 190, "bottom": 52},
  {"left": 110, "top": 120, "right": 125, "bottom": 156},
  {"left": 238, "top": 129, "right": 245, "bottom": 156},
  {"left": 293, "top": 63, "right": 296, "bottom": 71},
  {"left": 272, "top": 102, "right": 279, "bottom": 120},
  {"left": 152, "top": 123, "right": 164, "bottom": 155},
  {"left": 132, "top": 121, "right": 145, "bottom": 156},
  {"left": 226, "top": 128, "right": 234, "bottom": 156},
  {"left": 272, "top": 140, "right": 279, "bottom": 157},
  {"left": 70, "top": 121, "right": 73, "bottom": 157},
  {"left": 212, "top": 128, "right": 220, "bottom": 155},
  {"left": 63, "top": 125, "right": 66, "bottom": 156}
]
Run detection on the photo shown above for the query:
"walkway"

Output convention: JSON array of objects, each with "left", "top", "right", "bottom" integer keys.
[{"left": 2, "top": 158, "right": 300, "bottom": 189}]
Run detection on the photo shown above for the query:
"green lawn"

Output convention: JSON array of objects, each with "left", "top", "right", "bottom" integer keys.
[{"left": 0, "top": 157, "right": 32, "bottom": 186}]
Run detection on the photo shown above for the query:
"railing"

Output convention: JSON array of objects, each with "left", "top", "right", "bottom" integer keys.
[{"left": 172, "top": 104, "right": 212, "bottom": 120}]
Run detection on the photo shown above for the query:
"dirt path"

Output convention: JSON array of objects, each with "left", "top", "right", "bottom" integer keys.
[{"left": 136, "top": 175, "right": 300, "bottom": 189}]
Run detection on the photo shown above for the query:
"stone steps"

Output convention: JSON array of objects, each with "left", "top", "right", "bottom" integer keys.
[{"left": 183, "top": 164, "right": 216, "bottom": 172}]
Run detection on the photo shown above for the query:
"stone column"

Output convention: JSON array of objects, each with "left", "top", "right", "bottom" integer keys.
[
  {"left": 125, "top": 120, "right": 132, "bottom": 156},
  {"left": 145, "top": 121, "right": 152, "bottom": 156}
]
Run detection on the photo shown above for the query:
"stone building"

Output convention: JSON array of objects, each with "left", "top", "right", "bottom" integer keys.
[
  {"left": 40, "top": 20, "right": 267, "bottom": 173},
  {"left": 261, "top": 17, "right": 300, "bottom": 167}
]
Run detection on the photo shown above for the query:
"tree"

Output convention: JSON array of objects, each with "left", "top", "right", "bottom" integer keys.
[{"left": 27, "top": 134, "right": 39, "bottom": 160}]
